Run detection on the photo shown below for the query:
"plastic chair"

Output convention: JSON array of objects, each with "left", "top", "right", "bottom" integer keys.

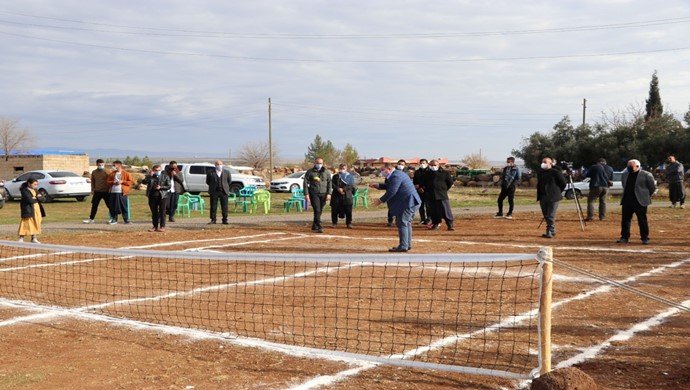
[
  {"left": 284, "top": 188, "right": 305, "bottom": 212},
  {"left": 176, "top": 193, "right": 191, "bottom": 217},
  {"left": 186, "top": 194, "right": 206, "bottom": 213},
  {"left": 234, "top": 186, "right": 257, "bottom": 213},
  {"left": 353, "top": 187, "right": 369, "bottom": 208},
  {"left": 253, "top": 189, "right": 271, "bottom": 214}
]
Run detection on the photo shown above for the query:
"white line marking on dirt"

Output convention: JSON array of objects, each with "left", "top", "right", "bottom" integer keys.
[
  {"left": 286, "top": 257, "right": 690, "bottom": 390},
  {"left": 187, "top": 234, "right": 307, "bottom": 251},
  {"left": 123, "top": 233, "right": 285, "bottom": 249}
]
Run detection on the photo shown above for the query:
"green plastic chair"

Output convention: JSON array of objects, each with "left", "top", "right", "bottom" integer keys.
[
  {"left": 176, "top": 193, "right": 191, "bottom": 217},
  {"left": 187, "top": 194, "right": 205, "bottom": 213},
  {"left": 284, "top": 188, "right": 305, "bottom": 212},
  {"left": 353, "top": 187, "right": 369, "bottom": 208},
  {"left": 234, "top": 186, "right": 257, "bottom": 213},
  {"left": 253, "top": 189, "right": 271, "bottom": 214}
]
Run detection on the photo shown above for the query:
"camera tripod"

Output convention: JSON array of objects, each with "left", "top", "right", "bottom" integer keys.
[{"left": 538, "top": 172, "right": 586, "bottom": 232}]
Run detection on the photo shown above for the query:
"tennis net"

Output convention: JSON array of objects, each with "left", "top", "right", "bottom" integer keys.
[{"left": 0, "top": 241, "right": 550, "bottom": 379}]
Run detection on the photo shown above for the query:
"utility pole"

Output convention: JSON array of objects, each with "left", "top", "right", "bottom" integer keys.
[
  {"left": 268, "top": 97, "right": 273, "bottom": 181},
  {"left": 582, "top": 98, "right": 587, "bottom": 127}
]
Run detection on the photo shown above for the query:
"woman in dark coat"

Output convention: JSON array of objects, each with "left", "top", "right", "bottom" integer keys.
[
  {"left": 18, "top": 178, "right": 46, "bottom": 243},
  {"left": 330, "top": 163, "right": 356, "bottom": 228}
]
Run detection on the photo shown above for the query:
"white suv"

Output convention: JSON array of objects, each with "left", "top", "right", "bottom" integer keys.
[{"left": 172, "top": 163, "right": 266, "bottom": 194}]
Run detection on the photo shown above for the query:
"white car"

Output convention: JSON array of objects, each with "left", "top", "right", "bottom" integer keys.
[
  {"left": 564, "top": 171, "right": 633, "bottom": 199},
  {"left": 170, "top": 163, "right": 266, "bottom": 194},
  {"left": 4, "top": 170, "right": 91, "bottom": 202},
  {"left": 270, "top": 171, "right": 306, "bottom": 192}
]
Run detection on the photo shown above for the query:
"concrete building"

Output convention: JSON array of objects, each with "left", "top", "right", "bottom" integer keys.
[{"left": 0, "top": 149, "right": 89, "bottom": 180}]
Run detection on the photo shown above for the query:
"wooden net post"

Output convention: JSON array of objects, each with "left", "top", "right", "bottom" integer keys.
[{"left": 538, "top": 246, "right": 553, "bottom": 375}]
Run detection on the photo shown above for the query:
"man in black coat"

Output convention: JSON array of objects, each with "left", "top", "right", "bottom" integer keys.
[
  {"left": 303, "top": 157, "right": 332, "bottom": 233},
  {"left": 536, "top": 157, "right": 567, "bottom": 238},
  {"left": 205, "top": 160, "right": 232, "bottom": 224},
  {"left": 330, "top": 163, "right": 356, "bottom": 228},
  {"left": 426, "top": 160, "right": 455, "bottom": 231},
  {"left": 666, "top": 154, "right": 685, "bottom": 209},
  {"left": 413, "top": 159, "right": 431, "bottom": 224},
  {"left": 495, "top": 156, "right": 520, "bottom": 219},
  {"left": 585, "top": 158, "right": 614, "bottom": 221}
]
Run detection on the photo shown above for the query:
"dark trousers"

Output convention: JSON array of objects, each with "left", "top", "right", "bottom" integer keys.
[
  {"left": 587, "top": 187, "right": 609, "bottom": 220},
  {"left": 148, "top": 194, "right": 168, "bottom": 229},
  {"left": 167, "top": 192, "right": 180, "bottom": 217},
  {"left": 331, "top": 204, "right": 353, "bottom": 225},
  {"left": 110, "top": 193, "right": 129, "bottom": 222},
  {"left": 539, "top": 200, "right": 559, "bottom": 234},
  {"left": 669, "top": 182, "right": 685, "bottom": 205},
  {"left": 497, "top": 186, "right": 516, "bottom": 215},
  {"left": 430, "top": 199, "right": 454, "bottom": 226},
  {"left": 209, "top": 191, "right": 229, "bottom": 222},
  {"left": 387, "top": 209, "right": 395, "bottom": 224},
  {"left": 309, "top": 192, "right": 327, "bottom": 229},
  {"left": 418, "top": 197, "right": 429, "bottom": 222},
  {"left": 89, "top": 191, "right": 111, "bottom": 220},
  {"left": 621, "top": 201, "right": 649, "bottom": 240}
]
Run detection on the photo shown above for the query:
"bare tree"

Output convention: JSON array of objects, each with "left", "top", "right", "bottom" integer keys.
[
  {"left": 0, "top": 117, "right": 33, "bottom": 161},
  {"left": 462, "top": 152, "right": 490, "bottom": 169},
  {"left": 237, "top": 140, "right": 278, "bottom": 169}
]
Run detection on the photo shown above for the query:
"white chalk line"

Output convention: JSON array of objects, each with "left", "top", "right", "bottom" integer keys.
[
  {"left": 286, "top": 257, "right": 690, "bottom": 390},
  {"left": 186, "top": 234, "right": 308, "bottom": 251}
]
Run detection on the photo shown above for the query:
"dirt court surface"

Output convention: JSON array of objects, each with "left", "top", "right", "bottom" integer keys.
[{"left": 0, "top": 206, "right": 688, "bottom": 389}]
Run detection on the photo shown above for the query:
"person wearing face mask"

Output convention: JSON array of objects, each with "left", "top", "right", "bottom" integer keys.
[
  {"left": 413, "top": 159, "right": 431, "bottom": 225},
  {"left": 425, "top": 160, "right": 455, "bottom": 231},
  {"left": 83, "top": 158, "right": 111, "bottom": 224},
  {"left": 536, "top": 157, "right": 567, "bottom": 238},
  {"left": 205, "top": 160, "right": 233, "bottom": 225},
  {"left": 18, "top": 178, "right": 46, "bottom": 243},
  {"left": 107, "top": 160, "right": 133, "bottom": 225},
  {"left": 618, "top": 159, "right": 657, "bottom": 245},
  {"left": 330, "top": 163, "right": 356, "bottom": 228},
  {"left": 666, "top": 154, "right": 685, "bottom": 209},
  {"left": 165, "top": 161, "right": 186, "bottom": 222},
  {"left": 495, "top": 156, "right": 521, "bottom": 219},
  {"left": 303, "top": 157, "right": 332, "bottom": 233},
  {"left": 371, "top": 163, "right": 421, "bottom": 252},
  {"left": 143, "top": 165, "right": 172, "bottom": 232},
  {"left": 383, "top": 159, "right": 407, "bottom": 227}
]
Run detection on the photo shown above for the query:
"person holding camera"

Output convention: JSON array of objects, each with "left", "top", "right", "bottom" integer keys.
[
  {"left": 143, "top": 165, "right": 172, "bottom": 232},
  {"left": 585, "top": 158, "right": 614, "bottom": 221},
  {"left": 536, "top": 157, "right": 567, "bottom": 238}
]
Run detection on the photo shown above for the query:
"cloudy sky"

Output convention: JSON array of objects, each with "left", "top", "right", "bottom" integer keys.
[{"left": 1, "top": 1, "right": 689, "bottom": 161}]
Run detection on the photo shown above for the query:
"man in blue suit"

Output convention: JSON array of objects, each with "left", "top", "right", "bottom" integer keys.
[{"left": 371, "top": 163, "right": 422, "bottom": 252}]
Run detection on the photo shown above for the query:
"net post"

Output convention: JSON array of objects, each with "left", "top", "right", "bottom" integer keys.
[{"left": 538, "top": 246, "right": 553, "bottom": 376}]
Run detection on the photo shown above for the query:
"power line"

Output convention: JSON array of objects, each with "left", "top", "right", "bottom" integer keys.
[
  {"left": 1, "top": 9, "right": 689, "bottom": 39},
  {"left": 1, "top": 29, "right": 689, "bottom": 63}
]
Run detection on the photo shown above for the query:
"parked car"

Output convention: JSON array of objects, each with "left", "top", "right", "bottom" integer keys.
[
  {"left": 0, "top": 180, "right": 5, "bottom": 209},
  {"left": 270, "top": 171, "right": 306, "bottom": 192},
  {"left": 563, "top": 171, "right": 658, "bottom": 199},
  {"left": 169, "top": 163, "right": 266, "bottom": 194},
  {"left": 4, "top": 170, "right": 91, "bottom": 202}
]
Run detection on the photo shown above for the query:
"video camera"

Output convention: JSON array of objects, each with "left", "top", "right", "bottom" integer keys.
[{"left": 559, "top": 161, "right": 575, "bottom": 175}]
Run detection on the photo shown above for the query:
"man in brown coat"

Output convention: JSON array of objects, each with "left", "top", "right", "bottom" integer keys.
[{"left": 83, "top": 159, "right": 111, "bottom": 224}]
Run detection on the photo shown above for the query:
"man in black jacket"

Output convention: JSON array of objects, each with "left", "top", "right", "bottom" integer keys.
[
  {"left": 330, "top": 163, "right": 355, "bottom": 228},
  {"left": 165, "top": 161, "right": 185, "bottom": 222},
  {"left": 426, "top": 160, "right": 455, "bottom": 231},
  {"left": 585, "top": 158, "right": 614, "bottom": 221},
  {"left": 303, "top": 157, "right": 332, "bottom": 233},
  {"left": 205, "top": 160, "right": 232, "bottom": 224},
  {"left": 537, "top": 157, "right": 567, "bottom": 238},
  {"left": 495, "top": 156, "right": 520, "bottom": 219},
  {"left": 413, "top": 159, "right": 431, "bottom": 224}
]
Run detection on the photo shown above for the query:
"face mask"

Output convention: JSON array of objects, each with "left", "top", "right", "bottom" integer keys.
[
  {"left": 314, "top": 164, "right": 323, "bottom": 170},
  {"left": 339, "top": 170, "right": 347, "bottom": 175},
  {"left": 420, "top": 163, "right": 428, "bottom": 169},
  {"left": 430, "top": 166, "right": 439, "bottom": 171},
  {"left": 97, "top": 165, "right": 105, "bottom": 170},
  {"left": 154, "top": 171, "right": 161, "bottom": 176},
  {"left": 396, "top": 165, "right": 405, "bottom": 171},
  {"left": 541, "top": 163, "right": 550, "bottom": 170},
  {"left": 112, "top": 166, "right": 118, "bottom": 170},
  {"left": 215, "top": 165, "right": 222, "bottom": 171}
]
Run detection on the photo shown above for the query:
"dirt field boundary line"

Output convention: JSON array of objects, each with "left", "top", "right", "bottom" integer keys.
[
  {"left": 186, "top": 234, "right": 308, "bottom": 251},
  {"left": 123, "top": 233, "right": 286, "bottom": 249},
  {"left": 286, "top": 256, "right": 690, "bottom": 390}
]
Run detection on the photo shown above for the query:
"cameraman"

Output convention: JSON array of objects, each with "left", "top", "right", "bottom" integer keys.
[
  {"left": 585, "top": 158, "right": 614, "bottom": 221},
  {"left": 536, "top": 157, "right": 566, "bottom": 238}
]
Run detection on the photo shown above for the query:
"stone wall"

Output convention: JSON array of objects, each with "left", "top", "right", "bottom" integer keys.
[{"left": 0, "top": 154, "right": 90, "bottom": 180}]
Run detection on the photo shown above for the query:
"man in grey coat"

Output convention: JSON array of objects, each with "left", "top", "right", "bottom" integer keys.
[
  {"left": 618, "top": 159, "right": 657, "bottom": 245},
  {"left": 666, "top": 154, "right": 685, "bottom": 209}
]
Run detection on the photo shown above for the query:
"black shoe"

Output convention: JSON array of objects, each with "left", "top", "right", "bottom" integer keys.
[
  {"left": 428, "top": 224, "right": 440, "bottom": 231},
  {"left": 208, "top": 221, "right": 217, "bottom": 225},
  {"left": 584, "top": 218, "right": 593, "bottom": 222},
  {"left": 542, "top": 232, "right": 553, "bottom": 238},
  {"left": 168, "top": 217, "right": 176, "bottom": 222},
  {"left": 386, "top": 222, "right": 394, "bottom": 227},
  {"left": 388, "top": 247, "right": 408, "bottom": 253},
  {"left": 505, "top": 214, "right": 513, "bottom": 220},
  {"left": 641, "top": 238, "right": 650, "bottom": 245},
  {"left": 447, "top": 225, "right": 455, "bottom": 231},
  {"left": 494, "top": 213, "right": 503, "bottom": 219},
  {"left": 222, "top": 221, "right": 229, "bottom": 225},
  {"left": 616, "top": 238, "right": 629, "bottom": 244},
  {"left": 316, "top": 228, "right": 324, "bottom": 233},
  {"left": 124, "top": 220, "right": 131, "bottom": 225}
]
